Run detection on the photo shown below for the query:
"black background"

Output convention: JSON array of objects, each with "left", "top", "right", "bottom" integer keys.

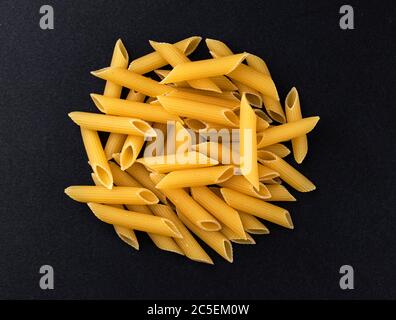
[{"left": 0, "top": 0, "right": 395, "bottom": 299}]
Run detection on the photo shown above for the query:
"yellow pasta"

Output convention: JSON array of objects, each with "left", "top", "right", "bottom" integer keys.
[
  {"left": 258, "top": 163, "right": 279, "bottom": 181},
  {"left": 156, "top": 165, "right": 234, "bottom": 189},
  {"left": 220, "top": 188, "right": 293, "bottom": 229},
  {"left": 191, "top": 141, "right": 239, "bottom": 165},
  {"left": 170, "top": 87, "right": 240, "bottom": 101},
  {"left": 232, "top": 79, "right": 262, "bottom": 108},
  {"left": 239, "top": 212, "right": 270, "bottom": 234},
  {"left": 257, "top": 151, "right": 315, "bottom": 192},
  {"left": 285, "top": 87, "right": 308, "bottom": 164},
  {"left": 161, "top": 53, "right": 248, "bottom": 83},
  {"left": 261, "top": 95, "right": 286, "bottom": 124},
  {"left": 205, "top": 38, "right": 233, "bottom": 56},
  {"left": 90, "top": 94, "right": 182, "bottom": 124},
  {"left": 151, "top": 204, "right": 213, "bottom": 264},
  {"left": 254, "top": 109, "right": 273, "bottom": 124},
  {"left": 87, "top": 203, "right": 182, "bottom": 238},
  {"left": 221, "top": 225, "right": 255, "bottom": 245},
  {"left": 150, "top": 173, "right": 221, "bottom": 231},
  {"left": 240, "top": 94, "right": 259, "bottom": 190},
  {"left": 262, "top": 177, "right": 282, "bottom": 185},
  {"left": 129, "top": 36, "right": 202, "bottom": 74},
  {"left": 80, "top": 128, "right": 113, "bottom": 189},
  {"left": 150, "top": 41, "right": 221, "bottom": 92},
  {"left": 144, "top": 122, "right": 168, "bottom": 157},
  {"left": 266, "top": 184, "right": 296, "bottom": 202},
  {"left": 69, "top": 112, "right": 156, "bottom": 137},
  {"left": 191, "top": 186, "right": 245, "bottom": 238},
  {"left": 258, "top": 144, "right": 291, "bottom": 158},
  {"left": 158, "top": 95, "right": 239, "bottom": 127},
  {"left": 137, "top": 151, "right": 218, "bottom": 173},
  {"left": 119, "top": 135, "right": 145, "bottom": 171},
  {"left": 256, "top": 116, "right": 320, "bottom": 148},
  {"left": 246, "top": 54, "right": 271, "bottom": 76},
  {"left": 177, "top": 209, "right": 233, "bottom": 263},
  {"left": 219, "top": 175, "right": 271, "bottom": 199},
  {"left": 91, "top": 67, "right": 172, "bottom": 97},
  {"left": 64, "top": 186, "right": 159, "bottom": 205}
]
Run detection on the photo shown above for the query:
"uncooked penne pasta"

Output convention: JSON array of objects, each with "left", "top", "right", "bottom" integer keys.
[
  {"left": 80, "top": 128, "right": 113, "bottom": 189},
  {"left": 64, "top": 186, "right": 159, "bottom": 205},
  {"left": 210, "top": 76, "right": 238, "bottom": 91},
  {"left": 205, "top": 38, "right": 233, "bottom": 56},
  {"left": 150, "top": 41, "right": 221, "bottom": 93},
  {"left": 155, "top": 165, "right": 234, "bottom": 189},
  {"left": 158, "top": 95, "right": 240, "bottom": 127},
  {"left": 219, "top": 175, "right": 271, "bottom": 199},
  {"left": 191, "top": 186, "right": 245, "bottom": 238},
  {"left": 91, "top": 67, "right": 172, "bottom": 97},
  {"left": 261, "top": 177, "right": 282, "bottom": 185},
  {"left": 261, "top": 95, "right": 286, "bottom": 124},
  {"left": 151, "top": 204, "right": 213, "bottom": 264},
  {"left": 177, "top": 209, "right": 233, "bottom": 263},
  {"left": 285, "top": 87, "right": 308, "bottom": 164},
  {"left": 137, "top": 151, "right": 218, "bottom": 173},
  {"left": 129, "top": 36, "right": 202, "bottom": 74},
  {"left": 221, "top": 225, "right": 255, "bottom": 245},
  {"left": 150, "top": 173, "right": 221, "bottom": 231},
  {"left": 258, "top": 163, "right": 279, "bottom": 181},
  {"left": 239, "top": 212, "right": 270, "bottom": 234},
  {"left": 90, "top": 94, "right": 182, "bottom": 124},
  {"left": 240, "top": 94, "right": 259, "bottom": 190},
  {"left": 119, "top": 135, "right": 145, "bottom": 171},
  {"left": 232, "top": 79, "right": 262, "bottom": 108},
  {"left": 144, "top": 122, "right": 168, "bottom": 157},
  {"left": 220, "top": 188, "right": 293, "bottom": 229},
  {"left": 69, "top": 112, "right": 156, "bottom": 137},
  {"left": 258, "top": 144, "right": 291, "bottom": 158},
  {"left": 257, "top": 151, "right": 316, "bottom": 192},
  {"left": 254, "top": 109, "right": 273, "bottom": 124},
  {"left": 246, "top": 54, "right": 271, "bottom": 77},
  {"left": 87, "top": 203, "right": 182, "bottom": 238},
  {"left": 161, "top": 53, "right": 248, "bottom": 84},
  {"left": 266, "top": 184, "right": 296, "bottom": 202},
  {"left": 191, "top": 141, "right": 239, "bottom": 165},
  {"left": 256, "top": 116, "right": 320, "bottom": 148}
]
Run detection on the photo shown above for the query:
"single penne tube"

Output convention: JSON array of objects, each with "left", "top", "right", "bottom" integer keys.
[
  {"left": 219, "top": 175, "right": 271, "bottom": 199},
  {"left": 69, "top": 112, "right": 157, "bottom": 137},
  {"left": 161, "top": 53, "right": 249, "bottom": 84},
  {"left": 205, "top": 38, "right": 233, "bottom": 57},
  {"left": 210, "top": 76, "right": 238, "bottom": 91},
  {"left": 91, "top": 67, "right": 172, "bottom": 97},
  {"left": 285, "top": 87, "right": 308, "bottom": 164},
  {"left": 150, "top": 173, "right": 221, "bottom": 231},
  {"left": 127, "top": 204, "right": 184, "bottom": 256},
  {"left": 80, "top": 128, "right": 113, "bottom": 189},
  {"left": 91, "top": 173, "right": 139, "bottom": 250},
  {"left": 258, "top": 143, "right": 291, "bottom": 158},
  {"left": 64, "top": 186, "right": 159, "bottom": 204},
  {"left": 191, "top": 141, "right": 239, "bottom": 165},
  {"left": 90, "top": 94, "right": 183, "bottom": 124},
  {"left": 155, "top": 165, "right": 234, "bottom": 189},
  {"left": 137, "top": 151, "right": 219, "bottom": 173},
  {"left": 108, "top": 161, "right": 140, "bottom": 187},
  {"left": 240, "top": 94, "right": 259, "bottom": 190},
  {"left": 157, "top": 95, "right": 240, "bottom": 127},
  {"left": 261, "top": 95, "right": 286, "bottom": 123},
  {"left": 166, "top": 89, "right": 239, "bottom": 109},
  {"left": 266, "top": 184, "right": 296, "bottom": 201},
  {"left": 129, "top": 36, "right": 202, "bottom": 74},
  {"left": 258, "top": 163, "right": 279, "bottom": 180},
  {"left": 232, "top": 79, "right": 262, "bottom": 108},
  {"left": 151, "top": 204, "right": 213, "bottom": 264},
  {"left": 87, "top": 203, "right": 182, "bottom": 238},
  {"left": 150, "top": 41, "right": 221, "bottom": 93},
  {"left": 238, "top": 211, "right": 270, "bottom": 234},
  {"left": 119, "top": 135, "right": 145, "bottom": 170},
  {"left": 177, "top": 209, "right": 233, "bottom": 263},
  {"left": 114, "top": 157, "right": 167, "bottom": 204},
  {"left": 191, "top": 186, "right": 246, "bottom": 238},
  {"left": 256, "top": 115, "right": 270, "bottom": 131},
  {"left": 256, "top": 116, "right": 320, "bottom": 148},
  {"left": 262, "top": 177, "right": 282, "bottom": 185},
  {"left": 246, "top": 54, "right": 271, "bottom": 77},
  {"left": 220, "top": 188, "right": 293, "bottom": 229},
  {"left": 257, "top": 151, "right": 316, "bottom": 192},
  {"left": 221, "top": 225, "right": 255, "bottom": 245},
  {"left": 154, "top": 69, "right": 190, "bottom": 87},
  {"left": 254, "top": 109, "right": 273, "bottom": 124}
]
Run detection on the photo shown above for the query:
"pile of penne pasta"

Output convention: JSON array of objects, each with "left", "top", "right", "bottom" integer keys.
[{"left": 65, "top": 36, "right": 319, "bottom": 264}]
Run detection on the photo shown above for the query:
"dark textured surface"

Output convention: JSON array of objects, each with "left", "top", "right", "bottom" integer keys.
[{"left": 0, "top": 0, "right": 395, "bottom": 299}]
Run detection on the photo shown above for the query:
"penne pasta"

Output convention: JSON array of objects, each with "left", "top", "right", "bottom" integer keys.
[
  {"left": 150, "top": 173, "right": 221, "bottom": 231},
  {"left": 220, "top": 188, "right": 293, "bottom": 229},
  {"left": 285, "top": 87, "right": 308, "bottom": 163},
  {"left": 191, "top": 186, "right": 246, "bottom": 238},
  {"left": 266, "top": 184, "right": 296, "bottom": 202},
  {"left": 258, "top": 143, "right": 291, "bottom": 158},
  {"left": 129, "top": 36, "right": 202, "bottom": 74},
  {"left": 205, "top": 38, "right": 234, "bottom": 56},
  {"left": 155, "top": 165, "right": 234, "bottom": 189},
  {"left": 232, "top": 79, "right": 262, "bottom": 108},
  {"left": 191, "top": 141, "right": 240, "bottom": 165},
  {"left": 177, "top": 209, "right": 233, "bottom": 263},
  {"left": 240, "top": 94, "right": 259, "bottom": 190},
  {"left": 69, "top": 112, "right": 156, "bottom": 137},
  {"left": 262, "top": 177, "right": 282, "bottom": 185},
  {"left": 256, "top": 116, "right": 320, "bottom": 148},
  {"left": 90, "top": 94, "right": 183, "bottom": 124},
  {"left": 87, "top": 203, "right": 182, "bottom": 238},
  {"left": 80, "top": 128, "right": 113, "bottom": 189},
  {"left": 239, "top": 212, "right": 270, "bottom": 234},
  {"left": 161, "top": 53, "right": 249, "bottom": 84},
  {"left": 91, "top": 67, "right": 172, "bottom": 97},
  {"left": 246, "top": 54, "right": 271, "bottom": 77},
  {"left": 151, "top": 204, "right": 213, "bottom": 264},
  {"left": 221, "top": 225, "right": 255, "bottom": 245},
  {"left": 158, "top": 95, "right": 240, "bottom": 127},
  {"left": 219, "top": 175, "right": 271, "bottom": 199},
  {"left": 258, "top": 163, "right": 279, "bottom": 181},
  {"left": 119, "top": 135, "right": 145, "bottom": 171},
  {"left": 64, "top": 185, "right": 159, "bottom": 205},
  {"left": 210, "top": 76, "right": 238, "bottom": 91},
  {"left": 254, "top": 109, "right": 273, "bottom": 124},
  {"left": 257, "top": 151, "right": 316, "bottom": 192},
  {"left": 261, "top": 95, "right": 286, "bottom": 123}
]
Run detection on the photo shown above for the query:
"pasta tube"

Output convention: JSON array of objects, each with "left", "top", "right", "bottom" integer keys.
[
  {"left": 239, "top": 212, "right": 270, "bottom": 234},
  {"left": 219, "top": 176, "right": 271, "bottom": 199},
  {"left": 119, "top": 135, "right": 145, "bottom": 171},
  {"left": 258, "top": 164, "right": 279, "bottom": 181},
  {"left": 266, "top": 184, "right": 296, "bottom": 202},
  {"left": 258, "top": 143, "right": 291, "bottom": 158},
  {"left": 221, "top": 225, "right": 255, "bottom": 245}
]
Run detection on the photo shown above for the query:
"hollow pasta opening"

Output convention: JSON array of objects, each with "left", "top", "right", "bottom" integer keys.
[
  {"left": 130, "top": 120, "right": 154, "bottom": 136},
  {"left": 285, "top": 212, "right": 294, "bottom": 229},
  {"left": 199, "top": 220, "right": 220, "bottom": 231},
  {"left": 163, "top": 219, "right": 181, "bottom": 238},
  {"left": 223, "top": 240, "right": 233, "bottom": 262},
  {"left": 138, "top": 190, "right": 158, "bottom": 204},
  {"left": 286, "top": 87, "right": 297, "bottom": 109},
  {"left": 185, "top": 119, "right": 207, "bottom": 131},
  {"left": 246, "top": 93, "right": 262, "bottom": 107},
  {"left": 215, "top": 167, "right": 234, "bottom": 183},
  {"left": 95, "top": 165, "right": 113, "bottom": 189},
  {"left": 90, "top": 94, "right": 105, "bottom": 112},
  {"left": 268, "top": 110, "right": 286, "bottom": 123},
  {"left": 119, "top": 234, "right": 139, "bottom": 250},
  {"left": 121, "top": 145, "right": 134, "bottom": 170},
  {"left": 223, "top": 110, "right": 239, "bottom": 127},
  {"left": 258, "top": 150, "right": 277, "bottom": 162},
  {"left": 184, "top": 37, "right": 202, "bottom": 56},
  {"left": 116, "top": 40, "right": 128, "bottom": 61}
]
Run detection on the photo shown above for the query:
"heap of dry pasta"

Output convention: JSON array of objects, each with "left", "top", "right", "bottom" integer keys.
[{"left": 65, "top": 36, "right": 319, "bottom": 264}]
